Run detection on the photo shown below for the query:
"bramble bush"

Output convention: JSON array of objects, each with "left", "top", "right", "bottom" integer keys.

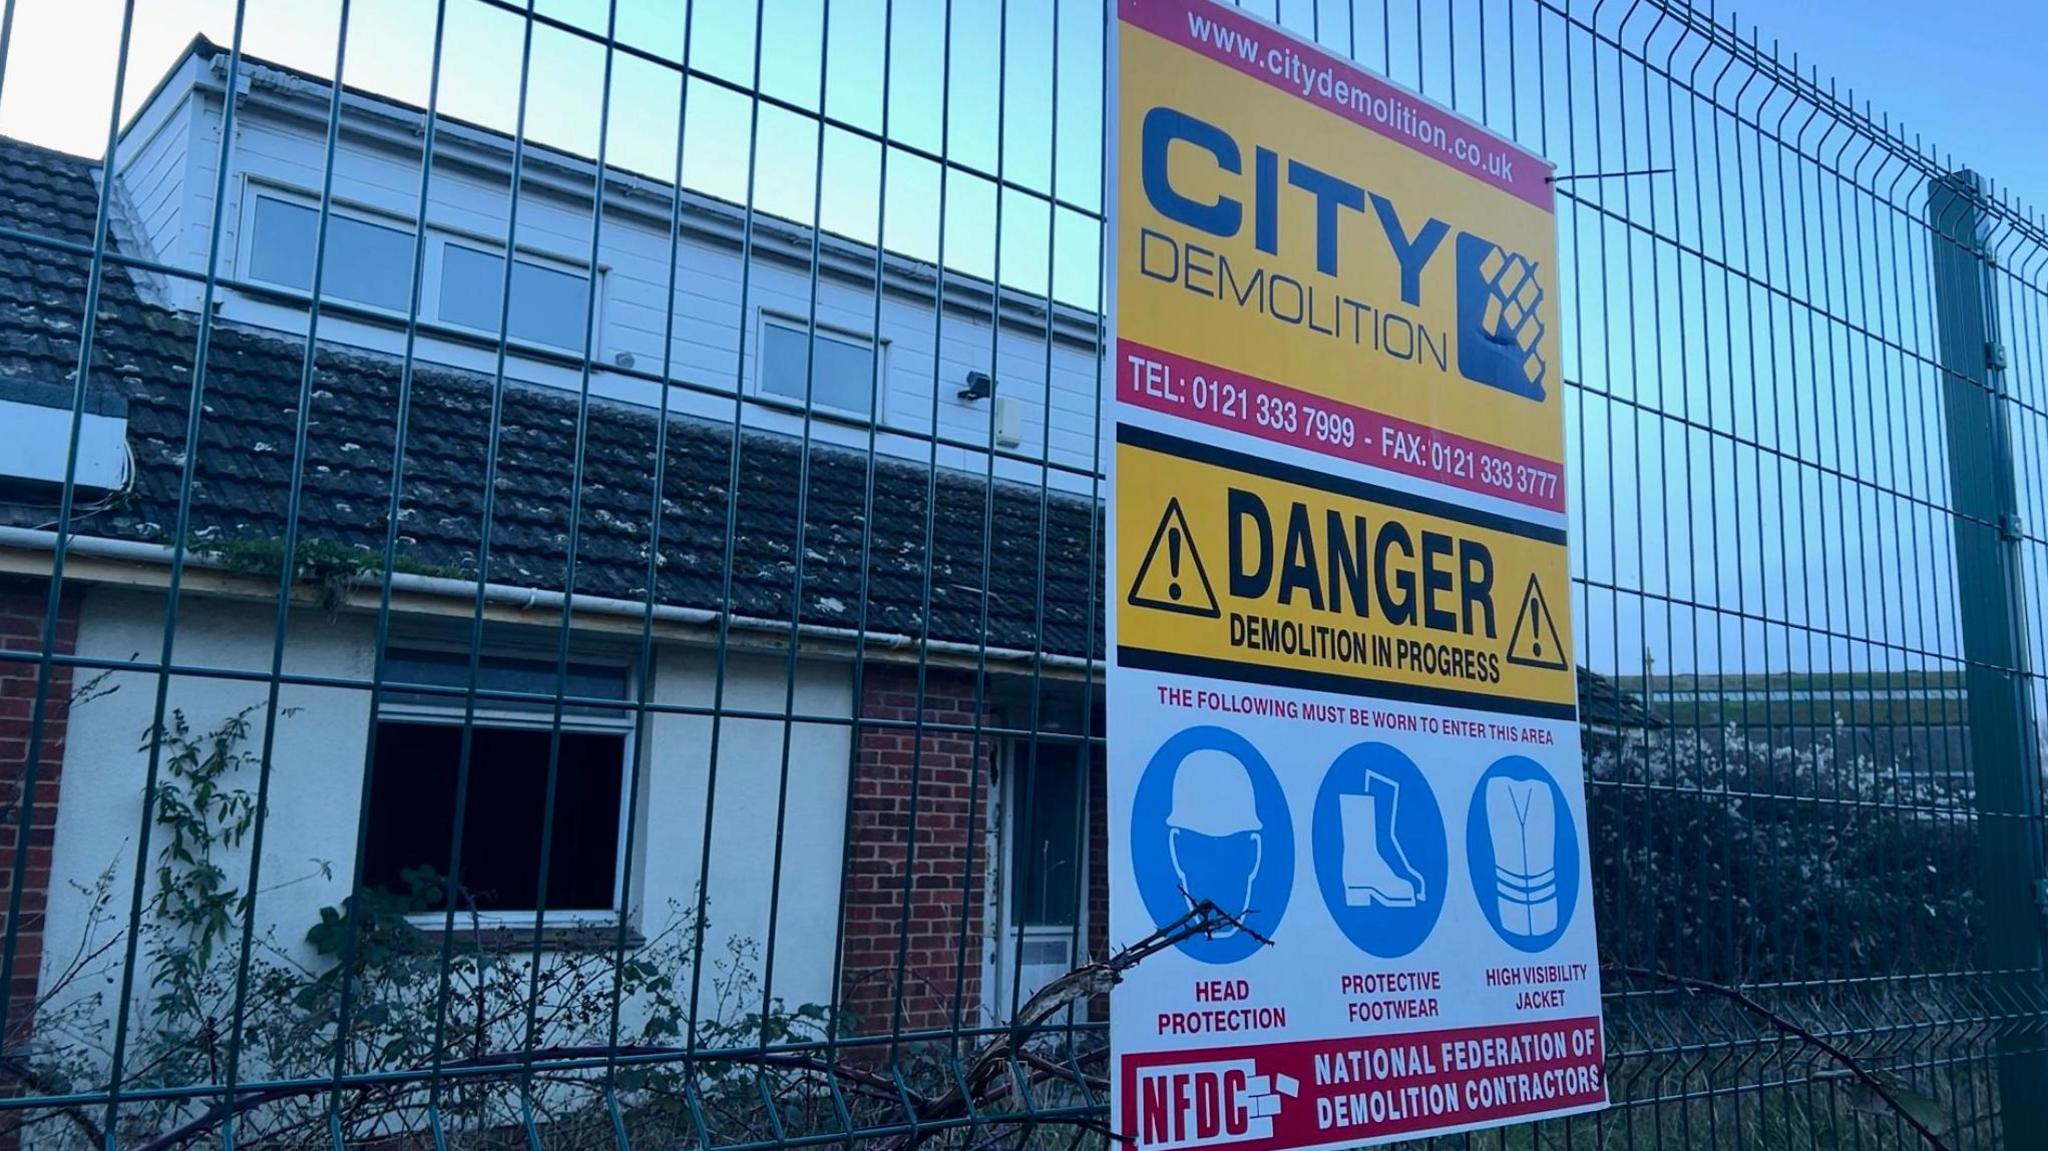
[
  {"left": 6, "top": 708, "right": 853, "bottom": 1151},
  {"left": 1586, "top": 725, "right": 1978, "bottom": 985}
]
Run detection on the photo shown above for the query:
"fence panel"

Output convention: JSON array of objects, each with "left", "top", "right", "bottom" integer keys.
[{"left": 0, "top": 1, "right": 2041, "bottom": 1148}]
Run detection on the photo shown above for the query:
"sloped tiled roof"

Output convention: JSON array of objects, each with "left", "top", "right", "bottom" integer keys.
[
  {"left": 1577, "top": 667, "right": 1662, "bottom": 729},
  {"left": 0, "top": 135, "right": 1652, "bottom": 728},
  {"left": 0, "top": 140, "right": 153, "bottom": 390},
  {"left": 111, "top": 337, "right": 1104, "bottom": 656},
  {"left": 0, "top": 138, "right": 1101, "bottom": 657}
]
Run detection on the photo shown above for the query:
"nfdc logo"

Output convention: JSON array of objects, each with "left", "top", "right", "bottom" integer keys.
[{"left": 1134, "top": 1058, "right": 1300, "bottom": 1150}]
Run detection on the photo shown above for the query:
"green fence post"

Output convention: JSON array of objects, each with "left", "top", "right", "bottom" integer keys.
[{"left": 1929, "top": 169, "right": 2048, "bottom": 1146}]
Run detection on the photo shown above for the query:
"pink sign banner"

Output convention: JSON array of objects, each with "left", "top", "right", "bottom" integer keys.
[
  {"left": 1118, "top": 339, "right": 1567, "bottom": 513},
  {"left": 1119, "top": 0, "right": 1553, "bottom": 211}
]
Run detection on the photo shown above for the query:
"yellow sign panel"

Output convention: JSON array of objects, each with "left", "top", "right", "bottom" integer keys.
[
  {"left": 1116, "top": 428, "right": 1576, "bottom": 717},
  {"left": 1117, "top": 12, "right": 1561, "bottom": 466}
]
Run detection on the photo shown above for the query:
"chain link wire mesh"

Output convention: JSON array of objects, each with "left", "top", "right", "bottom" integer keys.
[{"left": 0, "top": 0, "right": 2043, "bottom": 1148}]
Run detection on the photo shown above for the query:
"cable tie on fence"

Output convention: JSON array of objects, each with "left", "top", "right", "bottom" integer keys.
[{"left": 1547, "top": 166, "right": 1676, "bottom": 183}]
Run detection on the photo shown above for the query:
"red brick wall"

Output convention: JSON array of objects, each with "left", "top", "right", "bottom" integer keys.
[
  {"left": 1086, "top": 747, "right": 1109, "bottom": 1019},
  {"left": 839, "top": 665, "right": 995, "bottom": 1039},
  {"left": 0, "top": 578, "right": 79, "bottom": 1042}
]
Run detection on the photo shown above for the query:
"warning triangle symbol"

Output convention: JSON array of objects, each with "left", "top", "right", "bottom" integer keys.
[
  {"left": 1506, "top": 574, "right": 1568, "bottom": 670},
  {"left": 1127, "top": 497, "right": 1221, "bottom": 618}
]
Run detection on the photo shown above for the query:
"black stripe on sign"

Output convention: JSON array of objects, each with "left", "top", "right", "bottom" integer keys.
[
  {"left": 1117, "top": 645, "right": 1582, "bottom": 722},
  {"left": 1116, "top": 422, "right": 1569, "bottom": 546}
]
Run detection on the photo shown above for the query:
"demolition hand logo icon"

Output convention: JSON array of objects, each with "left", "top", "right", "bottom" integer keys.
[{"left": 1455, "top": 233, "right": 1548, "bottom": 401}]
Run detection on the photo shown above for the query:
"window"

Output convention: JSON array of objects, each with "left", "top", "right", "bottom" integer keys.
[
  {"left": 438, "top": 242, "right": 593, "bottom": 352},
  {"left": 364, "top": 650, "right": 632, "bottom": 915},
  {"left": 1009, "top": 742, "right": 1084, "bottom": 929},
  {"left": 758, "top": 316, "right": 881, "bottom": 418},
  {"left": 241, "top": 187, "right": 598, "bottom": 355},
  {"left": 245, "top": 194, "right": 415, "bottom": 311},
  {"left": 995, "top": 739, "right": 1094, "bottom": 1013}
]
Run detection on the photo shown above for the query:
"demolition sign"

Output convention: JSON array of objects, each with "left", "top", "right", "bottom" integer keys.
[{"left": 1105, "top": 2, "right": 1608, "bottom": 1149}]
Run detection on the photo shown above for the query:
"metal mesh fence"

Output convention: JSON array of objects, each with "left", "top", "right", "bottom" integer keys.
[{"left": 0, "top": 0, "right": 2042, "bottom": 1148}]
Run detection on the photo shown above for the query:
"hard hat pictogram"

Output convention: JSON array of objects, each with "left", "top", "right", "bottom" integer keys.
[
  {"left": 1127, "top": 497, "right": 1220, "bottom": 618},
  {"left": 1505, "top": 573, "right": 1567, "bottom": 671},
  {"left": 1167, "top": 749, "right": 1264, "bottom": 836}
]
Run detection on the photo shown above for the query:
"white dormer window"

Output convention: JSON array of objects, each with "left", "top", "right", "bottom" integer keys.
[
  {"left": 435, "top": 243, "right": 593, "bottom": 353},
  {"left": 245, "top": 193, "right": 415, "bottom": 312},
  {"left": 756, "top": 313, "right": 882, "bottom": 421},
  {"left": 241, "top": 184, "right": 600, "bottom": 357}
]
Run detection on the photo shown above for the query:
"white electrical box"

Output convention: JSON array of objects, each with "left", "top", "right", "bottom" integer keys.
[
  {"left": 0, "top": 399, "right": 128, "bottom": 492},
  {"left": 993, "top": 395, "right": 1023, "bottom": 448}
]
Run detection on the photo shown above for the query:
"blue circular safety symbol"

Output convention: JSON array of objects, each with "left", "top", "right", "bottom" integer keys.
[
  {"left": 1130, "top": 726, "right": 1293, "bottom": 964},
  {"left": 1465, "top": 755, "right": 1580, "bottom": 953},
  {"left": 1311, "top": 742, "right": 1447, "bottom": 958}
]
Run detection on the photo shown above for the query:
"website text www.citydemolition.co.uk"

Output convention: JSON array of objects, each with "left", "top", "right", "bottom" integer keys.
[{"left": 1175, "top": 6, "right": 1526, "bottom": 181}]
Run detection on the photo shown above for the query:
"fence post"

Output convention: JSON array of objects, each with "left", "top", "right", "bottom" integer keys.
[{"left": 1928, "top": 169, "right": 2048, "bottom": 1145}]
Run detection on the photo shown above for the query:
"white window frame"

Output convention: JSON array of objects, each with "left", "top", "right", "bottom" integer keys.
[
  {"left": 236, "top": 179, "right": 607, "bottom": 360},
  {"left": 371, "top": 648, "right": 639, "bottom": 930},
  {"left": 753, "top": 309, "right": 888, "bottom": 423},
  {"left": 426, "top": 232, "right": 608, "bottom": 356},
  {"left": 235, "top": 181, "right": 422, "bottom": 316}
]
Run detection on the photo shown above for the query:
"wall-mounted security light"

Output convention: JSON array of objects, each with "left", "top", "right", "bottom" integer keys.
[{"left": 959, "top": 370, "right": 994, "bottom": 401}]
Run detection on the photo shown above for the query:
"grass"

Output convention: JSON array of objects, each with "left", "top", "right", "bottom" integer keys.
[{"left": 189, "top": 534, "right": 467, "bottom": 610}]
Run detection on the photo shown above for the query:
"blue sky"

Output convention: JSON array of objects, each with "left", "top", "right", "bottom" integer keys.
[{"left": 1758, "top": 0, "right": 2048, "bottom": 219}]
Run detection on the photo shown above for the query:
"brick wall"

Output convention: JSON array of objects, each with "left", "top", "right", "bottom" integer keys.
[
  {"left": 839, "top": 664, "right": 995, "bottom": 1040},
  {"left": 1086, "top": 748, "right": 1109, "bottom": 1019},
  {"left": 0, "top": 578, "right": 80, "bottom": 1047}
]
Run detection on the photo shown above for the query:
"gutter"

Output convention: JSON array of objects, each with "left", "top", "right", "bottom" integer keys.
[{"left": 0, "top": 527, "right": 1101, "bottom": 680}]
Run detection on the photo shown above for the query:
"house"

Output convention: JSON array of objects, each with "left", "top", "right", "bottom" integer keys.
[
  {"left": 1617, "top": 670, "right": 1967, "bottom": 775},
  {"left": 1575, "top": 666, "right": 1662, "bottom": 756},
  {"left": 0, "top": 38, "right": 1650, "bottom": 1061}
]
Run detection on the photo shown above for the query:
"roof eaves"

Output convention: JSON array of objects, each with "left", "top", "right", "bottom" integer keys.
[
  {"left": 110, "top": 34, "right": 223, "bottom": 153},
  {"left": 0, "top": 524, "right": 1101, "bottom": 680}
]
